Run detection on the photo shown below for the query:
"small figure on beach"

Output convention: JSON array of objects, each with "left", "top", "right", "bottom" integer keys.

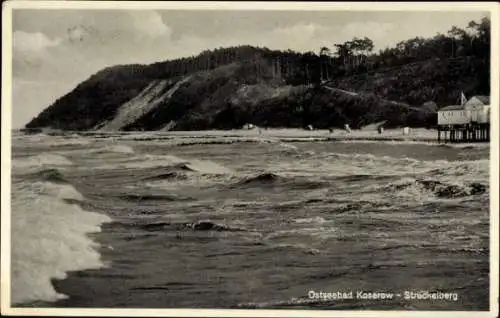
[{"left": 344, "top": 124, "right": 351, "bottom": 134}]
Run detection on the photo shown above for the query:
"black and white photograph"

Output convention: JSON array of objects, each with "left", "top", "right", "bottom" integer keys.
[{"left": 1, "top": 1, "right": 498, "bottom": 316}]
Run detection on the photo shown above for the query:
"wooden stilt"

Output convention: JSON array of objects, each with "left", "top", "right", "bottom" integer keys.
[{"left": 438, "top": 123, "right": 490, "bottom": 144}]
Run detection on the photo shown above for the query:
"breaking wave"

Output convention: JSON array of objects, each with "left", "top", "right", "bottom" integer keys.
[
  {"left": 25, "top": 168, "right": 68, "bottom": 184},
  {"left": 113, "top": 154, "right": 233, "bottom": 175},
  {"left": 385, "top": 178, "right": 488, "bottom": 199},
  {"left": 240, "top": 172, "right": 283, "bottom": 184},
  {"left": 183, "top": 159, "right": 233, "bottom": 174},
  {"left": 183, "top": 220, "right": 246, "bottom": 232},
  {"left": 11, "top": 181, "right": 110, "bottom": 305},
  {"left": 142, "top": 170, "right": 189, "bottom": 181}
]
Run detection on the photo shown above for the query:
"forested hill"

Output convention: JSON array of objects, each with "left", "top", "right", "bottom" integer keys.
[{"left": 25, "top": 17, "right": 490, "bottom": 131}]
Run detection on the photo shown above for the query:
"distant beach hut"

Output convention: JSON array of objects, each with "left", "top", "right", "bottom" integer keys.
[
  {"left": 242, "top": 123, "right": 255, "bottom": 130},
  {"left": 361, "top": 121, "right": 387, "bottom": 132}
]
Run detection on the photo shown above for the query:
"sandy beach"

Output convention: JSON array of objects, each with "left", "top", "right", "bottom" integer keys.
[{"left": 152, "top": 128, "right": 440, "bottom": 142}]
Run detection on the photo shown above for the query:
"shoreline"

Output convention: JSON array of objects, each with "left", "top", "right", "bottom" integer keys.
[{"left": 15, "top": 128, "right": 491, "bottom": 145}]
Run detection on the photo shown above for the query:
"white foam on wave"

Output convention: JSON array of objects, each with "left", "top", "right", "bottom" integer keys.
[
  {"left": 431, "top": 159, "right": 489, "bottom": 183},
  {"left": 29, "top": 181, "right": 84, "bottom": 200},
  {"left": 439, "top": 143, "right": 490, "bottom": 149},
  {"left": 13, "top": 153, "right": 73, "bottom": 171},
  {"left": 16, "top": 134, "right": 90, "bottom": 147},
  {"left": 361, "top": 173, "right": 488, "bottom": 204},
  {"left": 272, "top": 148, "right": 489, "bottom": 182},
  {"left": 256, "top": 137, "right": 299, "bottom": 151},
  {"left": 47, "top": 139, "right": 90, "bottom": 147},
  {"left": 117, "top": 154, "right": 186, "bottom": 169},
  {"left": 89, "top": 153, "right": 181, "bottom": 170},
  {"left": 11, "top": 181, "right": 111, "bottom": 305},
  {"left": 293, "top": 216, "right": 329, "bottom": 224},
  {"left": 185, "top": 159, "right": 233, "bottom": 174},
  {"left": 97, "top": 153, "right": 234, "bottom": 175}
]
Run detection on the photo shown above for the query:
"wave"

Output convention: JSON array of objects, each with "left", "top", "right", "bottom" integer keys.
[
  {"left": 13, "top": 153, "right": 73, "bottom": 171},
  {"left": 91, "top": 144, "right": 134, "bottom": 154},
  {"left": 275, "top": 142, "right": 299, "bottom": 152},
  {"left": 171, "top": 138, "right": 259, "bottom": 147},
  {"left": 139, "top": 221, "right": 171, "bottom": 231},
  {"left": 142, "top": 170, "right": 189, "bottom": 181},
  {"left": 419, "top": 180, "right": 487, "bottom": 198},
  {"left": 47, "top": 139, "right": 91, "bottom": 147},
  {"left": 138, "top": 220, "right": 246, "bottom": 232},
  {"left": 386, "top": 178, "right": 488, "bottom": 199},
  {"left": 334, "top": 174, "right": 396, "bottom": 182},
  {"left": 266, "top": 226, "right": 339, "bottom": 240},
  {"left": 26, "top": 168, "right": 68, "bottom": 184},
  {"left": 319, "top": 152, "right": 422, "bottom": 166},
  {"left": 117, "top": 192, "right": 192, "bottom": 202},
  {"left": 233, "top": 172, "right": 326, "bottom": 190},
  {"left": 27, "top": 181, "right": 84, "bottom": 201},
  {"left": 104, "top": 154, "right": 231, "bottom": 175},
  {"left": 337, "top": 139, "right": 488, "bottom": 148},
  {"left": 293, "top": 216, "right": 329, "bottom": 224},
  {"left": 183, "top": 159, "right": 233, "bottom": 174},
  {"left": 139, "top": 136, "right": 329, "bottom": 147},
  {"left": 11, "top": 181, "right": 110, "bottom": 305},
  {"left": 183, "top": 221, "right": 246, "bottom": 232},
  {"left": 240, "top": 172, "right": 283, "bottom": 184},
  {"left": 438, "top": 143, "right": 490, "bottom": 149},
  {"left": 15, "top": 133, "right": 90, "bottom": 146},
  {"left": 288, "top": 150, "right": 488, "bottom": 181},
  {"left": 268, "top": 243, "right": 322, "bottom": 255},
  {"left": 426, "top": 159, "right": 489, "bottom": 179},
  {"left": 333, "top": 201, "right": 393, "bottom": 213}
]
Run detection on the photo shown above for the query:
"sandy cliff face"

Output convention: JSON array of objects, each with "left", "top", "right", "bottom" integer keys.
[{"left": 98, "top": 77, "right": 191, "bottom": 131}]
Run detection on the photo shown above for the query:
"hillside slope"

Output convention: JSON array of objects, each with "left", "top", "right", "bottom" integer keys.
[
  {"left": 25, "top": 46, "right": 487, "bottom": 131},
  {"left": 327, "top": 56, "right": 488, "bottom": 106}
]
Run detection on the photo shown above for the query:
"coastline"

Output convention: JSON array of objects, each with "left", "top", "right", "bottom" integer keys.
[
  {"left": 16, "top": 127, "right": 491, "bottom": 147},
  {"left": 97, "top": 128, "right": 488, "bottom": 144}
]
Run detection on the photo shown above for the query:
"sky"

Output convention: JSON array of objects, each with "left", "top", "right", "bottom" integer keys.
[{"left": 11, "top": 8, "right": 489, "bottom": 128}]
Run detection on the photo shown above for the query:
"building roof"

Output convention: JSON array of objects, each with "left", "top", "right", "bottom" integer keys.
[
  {"left": 472, "top": 95, "right": 490, "bottom": 104},
  {"left": 439, "top": 105, "right": 464, "bottom": 111}
]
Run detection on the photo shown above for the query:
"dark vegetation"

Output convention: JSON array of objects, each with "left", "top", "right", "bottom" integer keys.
[{"left": 25, "top": 17, "right": 490, "bottom": 131}]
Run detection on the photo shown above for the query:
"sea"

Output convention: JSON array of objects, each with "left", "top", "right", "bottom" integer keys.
[{"left": 9, "top": 131, "right": 490, "bottom": 310}]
